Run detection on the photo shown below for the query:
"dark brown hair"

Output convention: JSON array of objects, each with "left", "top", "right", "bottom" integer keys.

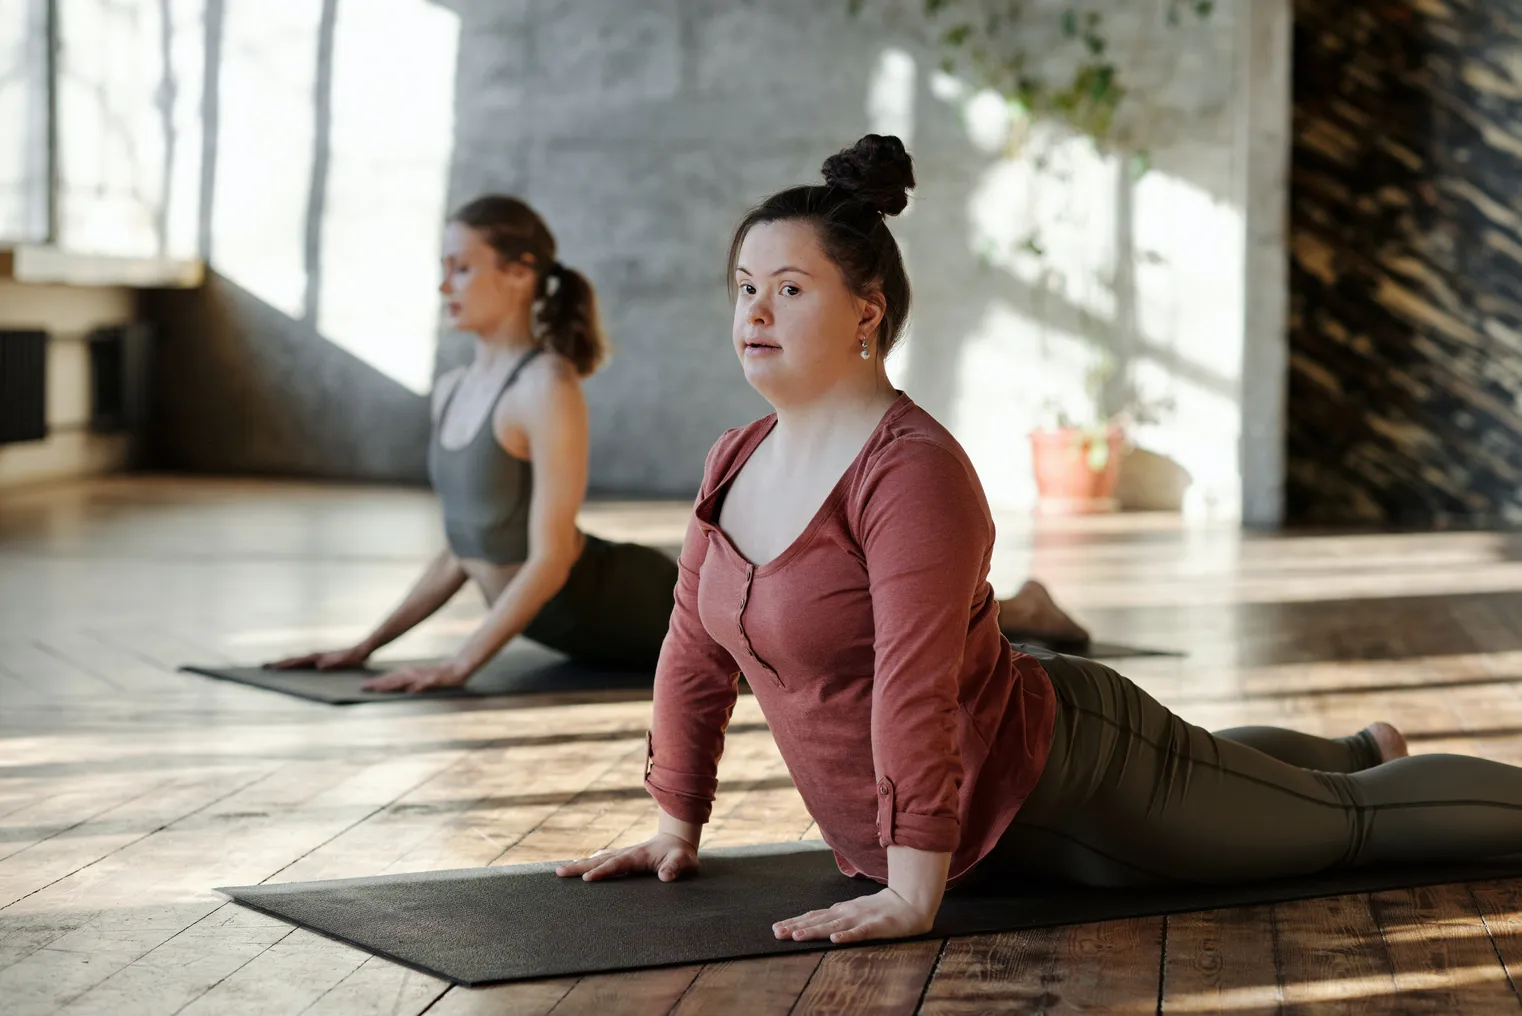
[
  {"left": 727, "top": 134, "right": 915, "bottom": 356},
  {"left": 449, "top": 195, "right": 607, "bottom": 377}
]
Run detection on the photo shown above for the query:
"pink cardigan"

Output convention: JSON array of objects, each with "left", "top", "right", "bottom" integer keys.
[{"left": 645, "top": 393, "right": 1057, "bottom": 884}]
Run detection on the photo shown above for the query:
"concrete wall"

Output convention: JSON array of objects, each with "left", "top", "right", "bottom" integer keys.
[
  {"left": 0, "top": 279, "right": 136, "bottom": 490},
  {"left": 120, "top": 0, "right": 1274, "bottom": 517}
]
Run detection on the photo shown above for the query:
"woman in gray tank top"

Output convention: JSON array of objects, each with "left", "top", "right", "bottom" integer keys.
[{"left": 267, "top": 195, "right": 1087, "bottom": 693}]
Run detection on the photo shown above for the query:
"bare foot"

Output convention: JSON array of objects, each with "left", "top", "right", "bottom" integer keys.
[
  {"left": 998, "top": 580, "right": 1090, "bottom": 650},
  {"left": 1365, "top": 721, "right": 1408, "bottom": 764}
]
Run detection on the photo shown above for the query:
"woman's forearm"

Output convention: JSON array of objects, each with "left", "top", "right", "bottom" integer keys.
[
  {"left": 885, "top": 845, "right": 951, "bottom": 919},
  {"left": 359, "top": 549, "right": 469, "bottom": 653}
]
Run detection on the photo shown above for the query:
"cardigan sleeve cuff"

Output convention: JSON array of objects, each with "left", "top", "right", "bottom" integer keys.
[
  {"left": 875, "top": 776, "right": 960, "bottom": 852},
  {"left": 644, "top": 733, "right": 717, "bottom": 824},
  {"left": 644, "top": 771, "right": 715, "bottom": 824}
]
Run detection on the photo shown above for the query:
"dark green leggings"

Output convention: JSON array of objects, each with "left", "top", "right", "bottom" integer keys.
[
  {"left": 522, "top": 534, "right": 677, "bottom": 670},
  {"left": 986, "top": 648, "right": 1522, "bottom": 887}
]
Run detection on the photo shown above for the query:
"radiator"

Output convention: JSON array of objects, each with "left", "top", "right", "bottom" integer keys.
[
  {"left": 87, "top": 323, "right": 153, "bottom": 435},
  {"left": 0, "top": 329, "right": 47, "bottom": 445},
  {"left": 89, "top": 326, "right": 127, "bottom": 432}
]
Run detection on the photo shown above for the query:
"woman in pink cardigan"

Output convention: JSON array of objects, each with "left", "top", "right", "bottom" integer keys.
[{"left": 557, "top": 135, "right": 1522, "bottom": 945}]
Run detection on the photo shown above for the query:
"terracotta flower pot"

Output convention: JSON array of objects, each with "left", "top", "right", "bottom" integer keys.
[{"left": 1029, "top": 425, "right": 1126, "bottom": 515}]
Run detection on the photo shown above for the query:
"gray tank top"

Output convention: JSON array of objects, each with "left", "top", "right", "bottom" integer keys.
[{"left": 427, "top": 348, "right": 543, "bottom": 564}]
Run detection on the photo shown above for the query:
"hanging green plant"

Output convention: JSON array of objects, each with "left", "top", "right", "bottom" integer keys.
[{"left": 847, "top": 1, "right": 1213, "bottom": 152}]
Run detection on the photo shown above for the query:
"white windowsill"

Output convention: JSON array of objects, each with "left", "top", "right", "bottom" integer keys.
[{"left": 3, "top": 245, "right": 204, "bottom": 288}]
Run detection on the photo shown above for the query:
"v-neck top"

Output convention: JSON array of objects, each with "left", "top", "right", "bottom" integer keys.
[{"left": 644, "top": 393, "right": 1057, "bottom": 885}]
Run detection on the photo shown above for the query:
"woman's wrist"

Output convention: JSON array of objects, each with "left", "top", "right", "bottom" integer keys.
[
  {"left": 885, "top": 846, "right": 950, "bottom": 918},
  {"left": 657, "top": 811, "right": 703, "bottom": 849},
  {"left": 446, "top": 645, "right": 490, "bottom": 678}
]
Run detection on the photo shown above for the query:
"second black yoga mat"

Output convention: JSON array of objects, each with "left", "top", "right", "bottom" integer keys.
[
  {"left": 219, "top": 841, "right": 1522, "bottom": 986},
  {"left": 1045, "top": 640, "right": 1180, "bottom": 660},
  {"left": 180, "top": 640, "right": 652, "bottom": 704}
]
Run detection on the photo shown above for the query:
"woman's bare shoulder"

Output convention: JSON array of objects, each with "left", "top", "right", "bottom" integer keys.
[{"left": 509, "top": 349, "right": 586, "bottom": 414}]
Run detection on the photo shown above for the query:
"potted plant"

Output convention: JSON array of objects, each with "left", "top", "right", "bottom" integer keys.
[
  {"left": 1028, "top": 417, "right": 1127, "bottom": 516},
  {"left": 1029, "top": 353, "right": 1172, "bottom": 515}
]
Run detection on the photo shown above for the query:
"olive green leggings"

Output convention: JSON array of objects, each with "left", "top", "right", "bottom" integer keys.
[{"left": 987, "top": 648, "right": 1522, "bottom": 887}]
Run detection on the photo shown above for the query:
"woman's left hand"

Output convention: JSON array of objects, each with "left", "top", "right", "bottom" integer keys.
[
  {"left": 772, "top": 888, "right": 935, "bottom": 944},
  {"left": 361, "top": 659, "right": 471, "bottom": 694}
]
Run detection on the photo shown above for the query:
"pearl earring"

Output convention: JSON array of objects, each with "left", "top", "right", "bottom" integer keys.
[{"left": 859, "top": 336, "right": 870, "bottom": 360}]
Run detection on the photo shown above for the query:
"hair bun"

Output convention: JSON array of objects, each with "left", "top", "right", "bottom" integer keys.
[{"left": 821, "top": 134, "right": 916, "bottom": 216}]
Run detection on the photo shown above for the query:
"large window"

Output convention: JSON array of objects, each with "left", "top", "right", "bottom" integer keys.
[
  {"left": 0, "top": 0, "right": 50, "bottom": 244},
  {"left": 55, "top": 0, "right": 204, "bottom": 259},
  {"left": 0, "top": 0, "right": 205, "bottom": 260}
]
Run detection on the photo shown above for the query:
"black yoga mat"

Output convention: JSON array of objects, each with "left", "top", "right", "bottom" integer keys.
[
  {"left": 218, "top": 841, "right": 1522, "bottom": 986},
  {"left": 1074, "top": 641, "right": 1180, "bottom": 660},
  {"left": 180, "top": 640, "right": 654, "bottom": 705},
  {"left": 1010, "top": 639, "right": 1182, "bottom": 660}
]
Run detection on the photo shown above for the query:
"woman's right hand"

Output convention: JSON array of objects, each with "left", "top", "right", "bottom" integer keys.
[
  {"left": 554, "top": 833, "right": 699, "bottom": 883},
  {"left": 264, "top": 644, "right": 371, "bottom": 671}
]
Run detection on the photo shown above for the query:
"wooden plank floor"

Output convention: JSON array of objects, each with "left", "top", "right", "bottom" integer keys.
[{"left": 6, "top": 476, "right": 1522, "bottom": 1014}]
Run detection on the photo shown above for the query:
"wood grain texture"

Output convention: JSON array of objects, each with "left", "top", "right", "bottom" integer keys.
[
  {"left": 548, "top": 966, "right": 702, "bottom": 1016},
  {"left": 1160, "top": 906, "right": 1281, "bottom": 1015},
  {"left": 793, "top": 941, "right": 941, "bottom": 1016},
  {"left": 1369, "top": 883, "right": 1521, "bottom": 1014},
  {"left": 1472, "top": 880, "right": 1522, "bottom": 1007},
  {"left": 671, "top": 953, "right": 823, "bottom": 1015},
  {"left": 923, "top": 918, "right": 1164, "bottom": 1015},
  {"left": 918, "top": 930, "right": 1060, "bottom": 1015},
  {"left": 1273, "top": 893, "right": 1399, "bottom": 1015}
]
